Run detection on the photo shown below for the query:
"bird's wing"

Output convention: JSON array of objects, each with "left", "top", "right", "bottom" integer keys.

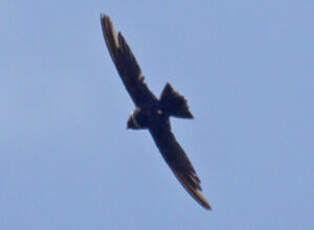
[
  {"left": 100, "top": 14, "right": 158, "bottom": 108},
  {"left": 149, "top": 123, "right": 211, "bottom": 210}
]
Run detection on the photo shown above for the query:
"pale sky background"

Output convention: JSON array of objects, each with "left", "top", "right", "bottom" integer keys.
[{"left": 1, "top": 1, "right": 314, "bottom": 229}]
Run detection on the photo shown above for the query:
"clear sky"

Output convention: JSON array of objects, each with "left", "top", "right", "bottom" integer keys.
[{"left": 1, "top": 1, "right": 313, "bottom": 229}]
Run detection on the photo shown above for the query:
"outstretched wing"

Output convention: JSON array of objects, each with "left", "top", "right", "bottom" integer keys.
[
  {"left": 149, "top": 123, "right": 211, "bottom": 210},
  {"left": 100, "top": 14, "right": 157, "bottom": 108}
]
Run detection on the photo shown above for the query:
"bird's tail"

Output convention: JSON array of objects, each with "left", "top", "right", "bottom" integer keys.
[{"left": 159, "top": 83, "right": 193, "bottom": 119}]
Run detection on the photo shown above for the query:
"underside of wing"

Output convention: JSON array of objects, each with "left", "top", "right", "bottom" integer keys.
[
  {"left": 149, "top": 123, "right": 211, "bottom": 210},
  {"left": 100, "top": 14, "right": 157, "bottom": 108}
]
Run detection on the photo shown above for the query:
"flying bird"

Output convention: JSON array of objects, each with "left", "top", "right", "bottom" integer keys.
[{"left": 100, "top": 14, "right": 211, "bottom": 210}]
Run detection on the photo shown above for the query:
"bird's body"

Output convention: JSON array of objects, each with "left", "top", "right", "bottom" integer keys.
[{"left": 100, "top": 14, "right": 211, "bottom": 210}]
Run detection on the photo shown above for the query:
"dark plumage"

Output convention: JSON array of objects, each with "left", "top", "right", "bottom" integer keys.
[{"left": 100, "top": 14, "right": 211, "bottom": 210}]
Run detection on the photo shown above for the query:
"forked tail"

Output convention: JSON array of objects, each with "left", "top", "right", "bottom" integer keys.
[{"left": 159, "top": 83, "right": 193, "bottom": 119}]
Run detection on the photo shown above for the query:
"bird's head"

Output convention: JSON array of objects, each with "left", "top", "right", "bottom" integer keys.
[{"left": 127, "top": 108, "right": 149, "bottom": 129}]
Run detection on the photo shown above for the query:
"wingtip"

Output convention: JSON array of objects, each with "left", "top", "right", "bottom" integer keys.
[
  {"left": 203, "top": 200, "right": 212, "bottom": 210},
  {"left": 100, "top": 14, "right": 111, "bottom": 27},
  {"left": 173, "top": 171, "right": 212, "bottom": 210},
  {"left": 184, "top": 185, "right": 212, "bottom": 210},
  {"left": 194, "top": 189, "right": 212, "bottom": 210},
  {"left": 100, "top": 13, "right": 108, "bottom": 20},
  {"left": 100, "top": 13, "right": 109, "bottom": 29}
]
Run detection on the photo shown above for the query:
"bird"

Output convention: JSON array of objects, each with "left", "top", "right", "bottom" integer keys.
[{"left": 100, "top": 14, "right": 211, "bottom": 210}]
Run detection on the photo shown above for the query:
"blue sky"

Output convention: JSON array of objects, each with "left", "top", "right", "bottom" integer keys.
[{"left": 1, "top": 1, "right": 314, "bottom": 229}]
